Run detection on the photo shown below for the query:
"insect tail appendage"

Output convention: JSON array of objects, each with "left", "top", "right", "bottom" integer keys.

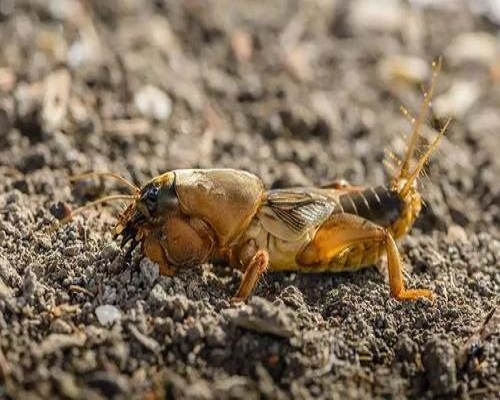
[
  {"left": 388, "top": 58, "right": 451, "bottom": 238},
  {"left": 398, "top": 118, "right": 451, "bottom": 199},
  {"left": 397, "top": 58, "right": 442, "bottom": 182}
]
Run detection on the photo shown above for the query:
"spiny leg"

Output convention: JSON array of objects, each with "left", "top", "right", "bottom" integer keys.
[
  {"left": 399, "top": 58, "right": 442, "bottom": 178},
  {"left": 399, "top": 118, "right": 451, "bottom": 197},
  {"left": 298, "top": 214, "right": 433, "bottom": 301},
  {"left": 231, "top": 249, "right": 269, "bottom": 303}
]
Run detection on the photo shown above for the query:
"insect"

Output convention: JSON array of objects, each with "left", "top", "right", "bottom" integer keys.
[{"left": 57, "top": 60, "right": 449, "bottom": 302}]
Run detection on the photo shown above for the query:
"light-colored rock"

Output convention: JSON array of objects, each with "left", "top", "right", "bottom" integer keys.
[
  {"left": 134, "top": 85, "right": 172, "bottom": 121},
  {"left": 349, "top": 0, "right": 407, "bottom": 33},
  {"left": 41, "top": 68, "right": 71, "bottom": 133},
  {"left": 95, "top": 304, "right": 122, "bottom": 326},
  {"left": 445, "top": 32, "right": 498, "bottom": 66},
  {"left": 149, "top": 284, "right": 168, "bottom": 308},
  {"left": 378, "top": 55, "right": 430, "bottom": 85},
  {"left": 434, "top": 81, "right": 481, "bottom": 118}
]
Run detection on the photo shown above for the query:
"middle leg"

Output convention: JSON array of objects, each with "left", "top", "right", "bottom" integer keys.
[{"left": 231, "top": 249, "right": 269, "bottom": 303}]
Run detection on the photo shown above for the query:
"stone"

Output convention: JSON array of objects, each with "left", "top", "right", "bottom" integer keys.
[{"left": 95, "top": 304, "right": 122, "bottom": 326}]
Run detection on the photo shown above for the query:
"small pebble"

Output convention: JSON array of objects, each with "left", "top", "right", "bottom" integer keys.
[
  {"left": 95, "top": 305, "right": 122, "bottom": 326},
  {"left": 231, "top": 29, "right": 253, "bottom": 62},
  {"left": 99, "top": 242, "right": 119, "bottom": 261},
  {"left": 447, "top": 224, "right": 468, "bottom": 242},
  {"left": 53, "top": 369, "right": 81, "bottom": 399},
  {"left": 64, "top": 245, "right": 80, "bottom": 257},
  {"left": 87, "top": 371, "right": 129, "bottom": 397},
  {"left": 283, "top": 45, "right": 314, "bottom": 82},
  {"left": 0, "top": 276, "right": 12, "bottom": 297},
  {"left": 134, "top": 85, "right": 172, "bottom": 121},
  {"left": 41, "top": 68, "right": 71, "bottom": 133},
  {"left": 395, "top": 334, "right": 417, "bottom": 362},
  {"left": 0, "top": 67, "right": 16, "bottom": 92},
  {"left": 140, "top": 258, "right": 160, "bottom": 286},
  {"left": 433, "top": 81, "right": 481, "bottom": 118},
  {"left": 37, "top": 235, "right": 53, "bottom": 250},
  {"left": 445, "top": 32, "right": 498, "bottom": 66},
  {"left": 149, "top": 283, "right": 168, "bottom": 308},
  {"left": 0, "top": 256, "right": 21, "bottom": 288},
  {"left": 423, "top": 338, "right": 457, "bottom": 395},
  {"left": 23, "top": 267, "right": 38, "bottom": 298},
  {"left": 349, "top": 0, "right": 407, "bottom": 33},
  {"left": 279, "top": 285, "right": 305, "bottom": 310},
  {"left": 378, "top": 55, "right": 430, "bottom": 85}
]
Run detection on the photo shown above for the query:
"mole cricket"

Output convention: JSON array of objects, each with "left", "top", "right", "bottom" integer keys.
[{"left": 57, "top": 60, "right": 449, "bottom": 302}]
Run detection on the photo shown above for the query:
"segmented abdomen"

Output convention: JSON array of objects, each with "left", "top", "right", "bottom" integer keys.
[{"left": 338, "top": 186, "right": 404, "bottom": 228}]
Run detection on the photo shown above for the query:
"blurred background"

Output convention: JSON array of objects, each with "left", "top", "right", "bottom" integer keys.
[
  {"left": 1, "top": 0, "right": 499, "bottom": 228},
  {"left": 0, "top": 0, "right": 499, "bottom": 229},
  {"left": 0, "top": 1, "right": 499, "bottom": 399}
]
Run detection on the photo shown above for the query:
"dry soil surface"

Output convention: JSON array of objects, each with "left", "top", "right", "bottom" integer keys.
[{"left": 0, "top": 1, "right": 499, "bottom": 399}]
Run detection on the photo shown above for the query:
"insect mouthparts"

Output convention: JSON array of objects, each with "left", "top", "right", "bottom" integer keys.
[{"left": 119, "top": 225, "right": 136, "bottom": 248}]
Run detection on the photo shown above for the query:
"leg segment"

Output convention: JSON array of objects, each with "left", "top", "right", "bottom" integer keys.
[
  {"left": 142, "top": 233, "right": 177, "bottom": 276},
  {"left": 298, "top": 214, "right": 433, "bottom": 301},
  {"left": 385, "top": 233, "right": 433, "bottom": 300},
  {"left": 231, "top": 249, "right": 269, "bottom": 303}
]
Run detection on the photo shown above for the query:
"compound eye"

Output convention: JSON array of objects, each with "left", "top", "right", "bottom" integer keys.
[
  {"left": 147, "top": 186, "right": 159, "bottom": 202},
  {"left": 144, "top": 185, "right": 159, "bottom": 212}
]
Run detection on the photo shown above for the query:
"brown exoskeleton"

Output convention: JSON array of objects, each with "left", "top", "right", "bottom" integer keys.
[{"left": 60, "top": 61, "right": 449, "bottom": 302}]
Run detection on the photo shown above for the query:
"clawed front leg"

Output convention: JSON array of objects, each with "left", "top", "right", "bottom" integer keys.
[
  {"left": 231, "top": 249, "right": 269, "bottom": 303},
  {"left": 142, "top": 233, "right": 177, "bottom": 276}
]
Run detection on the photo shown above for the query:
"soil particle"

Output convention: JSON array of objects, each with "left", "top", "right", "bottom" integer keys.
[
  {"left": 225, "top": 296, "right": 295, "bottom": 338},
  {"left": 34, "top": 332, "right": 87, "bottom": 359},
  {"left": 423, "top": 338, "right": 458, "bottom": 396},
  {"left": 139, "top": 258, "right": 160, "bottom": 287},
  {"left": 86, "top": 371, "right": 130, "bottom": 398},
  {"left": 127, "top": 323, "right": 161, "bottom": 355},
  {"left": 95, "top": 304, "right": 122, "bottom": 326},
  {"left": 0, "top": 256, "right": 21, "bottom": 289},
  {"left": 133, "top": 85, "right": 173, "bottom": 122}
]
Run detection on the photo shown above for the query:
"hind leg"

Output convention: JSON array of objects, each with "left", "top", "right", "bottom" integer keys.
[
  {"left": 298, "top": 214, "right": 433, "bottom": 301},
  {"left": 385, "top": 233, "right": 433, "bottom": 300}
]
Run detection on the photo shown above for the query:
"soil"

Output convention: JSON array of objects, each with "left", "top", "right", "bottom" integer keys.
[{"left": 0, "top": 1, "right": 499, "bottom": 399}]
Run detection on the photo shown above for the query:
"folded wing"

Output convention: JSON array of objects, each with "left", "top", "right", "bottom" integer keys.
[{"left": 258, "top": 188, "right": 338, "bottom": 241}]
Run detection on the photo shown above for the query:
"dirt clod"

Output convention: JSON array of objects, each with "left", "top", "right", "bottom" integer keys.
[{"left": 423, "top": 338, "right": 458, "bottom": 396}]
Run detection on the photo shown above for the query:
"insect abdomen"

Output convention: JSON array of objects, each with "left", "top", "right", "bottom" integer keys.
[{"left": 338, "top": 186, "right": 404, "bottom": 228}]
